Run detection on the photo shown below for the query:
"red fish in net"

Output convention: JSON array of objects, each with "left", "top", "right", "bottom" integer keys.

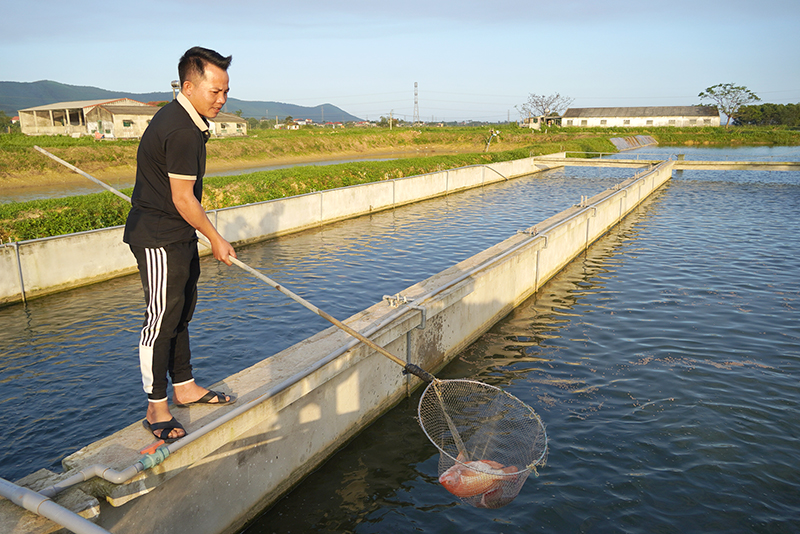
[{"left": 439, "top": 455, "right": 519, "bottom": 498}]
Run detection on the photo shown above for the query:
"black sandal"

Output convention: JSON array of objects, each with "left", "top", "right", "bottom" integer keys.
[
  {"left": 143, "top": 417, "right": 185, "bottom": 443},
  {"left": 175, "top": 390, "right": 236, "bottom": 407}
]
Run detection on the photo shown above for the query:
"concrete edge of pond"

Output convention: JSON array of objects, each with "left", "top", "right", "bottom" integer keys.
[{"left": 0, "top": 160, "right": 674, "bottom": 534}]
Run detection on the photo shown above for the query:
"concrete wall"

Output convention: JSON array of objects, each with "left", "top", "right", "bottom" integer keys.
[
  {"left": 0, "top": 161, "right": 674, "bottom": 534},
  {"left": 208, "top": 113, "right": 248, "bottom": 137},
  {"left": 18, "top": 109, "right": 86, "bottom": 137},
  {"left": 84, "top": 108, "right": 152, "bottom": 139},
  {"left": 0, "top": 157, "right": 564, "bottom": 307},
  {"left": 609, "top": 135, "right": 657, "bottom": 151}
]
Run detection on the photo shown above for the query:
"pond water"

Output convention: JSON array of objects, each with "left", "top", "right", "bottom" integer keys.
[
  {"left": 241, "top": 147, "right": 800, "bottom": 533},
  {"left": 1, "top": 147, "right": 798, "bottom": 534},
  {"left": 0, "top": 161, "right": 633, "bottom": 482}
]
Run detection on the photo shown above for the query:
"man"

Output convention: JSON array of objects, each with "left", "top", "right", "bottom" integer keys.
[{"left": 124, "top": 46, "right": 237, "bottom": 442}]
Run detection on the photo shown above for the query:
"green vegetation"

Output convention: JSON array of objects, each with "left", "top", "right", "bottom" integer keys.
[
  {"left": 551, "top": 126, "right": 800, "bottom": 146},
  {"left": 698, "top": 83, "right": 760, "bottom": 127},
  {"left": 0, "top": 136, "right": 613, "bottom": 242},
  {"left": 0, "top": 127, "right": 530, "bottom": 179},
  {"left": 0, "top": 132, "right": 139, "bottom": 148},
  {"left": 0, "top": 191, "right": 131, "bottom": 243},
  {"left": 648, "top": 126, "right": 800, "bottom": 146},
  {"left": 1, "top": 125, "right": 798, "bottom": 243},
  {"left": 200, "top": 142, "right": 609, "bottom": 210},
  {"left": 735, "top": 103, "right": 800, "bottom": 128},
  {"left": 0, "top": 111, "right": 19, "bottom": 134},
  {"left": 0, "top": 133, "right": 140, "bottom": 177}
]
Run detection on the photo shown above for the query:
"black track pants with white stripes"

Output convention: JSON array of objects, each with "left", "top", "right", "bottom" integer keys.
[{"left": 130, "top": 241, "right": 201, "bottom": 401}]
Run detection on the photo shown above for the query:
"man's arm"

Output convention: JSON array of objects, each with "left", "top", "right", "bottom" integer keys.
[{"left": 170, "top": 178, "right": 236, "bottom": 265}]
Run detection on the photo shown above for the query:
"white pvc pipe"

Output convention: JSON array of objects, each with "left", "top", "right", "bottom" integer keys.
[
  {"left": 39, "top": 463, "right": 143, "bottom": 499},
  {"left": 0, "top": 477, "right": 111, "bottom": 534}
]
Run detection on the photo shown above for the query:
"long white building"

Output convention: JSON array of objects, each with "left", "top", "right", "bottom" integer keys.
[{"left": 562, "top": 106, "right": 720, "bottom": 128}]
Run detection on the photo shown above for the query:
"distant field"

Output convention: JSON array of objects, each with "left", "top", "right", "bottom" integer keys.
[
  {"left": 1, "top": 125, "right": 798, "bottom": 242},
  {"left": 1, "top": 126, "right": 797, "bottom": 189},
  {"left": 0, "top": 127, "right": 541, "bottom": 186},
  {"left": 0, "top": 135, "right": 618, "bottom": 242}
]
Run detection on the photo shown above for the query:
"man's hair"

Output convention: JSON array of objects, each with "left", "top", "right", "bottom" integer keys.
[{"left": 178, "top": 47, "right": 232, "bottom": 85}]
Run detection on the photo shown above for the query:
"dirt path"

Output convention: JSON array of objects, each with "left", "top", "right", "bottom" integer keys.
[{"left": 0, "top": 145, "right": 475, "bottom": 193}]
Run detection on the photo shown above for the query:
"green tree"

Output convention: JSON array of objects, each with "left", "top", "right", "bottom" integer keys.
[
  {"left": 0, "top": 111, "right": 13, "bottom": 133},
  {"left": 735, "top": 102, "right": 800, "bottom": 128},
  {"left": 378, "top": 116, "right": 396, "bottom": 128},
  {"left": 698, "top": 83, "right": 760, "bottom": 127}
]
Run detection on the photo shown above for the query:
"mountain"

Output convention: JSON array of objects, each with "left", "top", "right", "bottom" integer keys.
[{"left": 0, "top": 80, "right": 362, "bottom": 123}]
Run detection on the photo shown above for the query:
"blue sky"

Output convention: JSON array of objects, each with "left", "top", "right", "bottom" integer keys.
[{"left": 2, "top": 0, "right": 798, "bottom": 121}]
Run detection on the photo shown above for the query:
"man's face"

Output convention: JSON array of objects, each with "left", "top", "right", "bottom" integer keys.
[{"left": 183, "top": 63, "right": 229, "bottom": 118}]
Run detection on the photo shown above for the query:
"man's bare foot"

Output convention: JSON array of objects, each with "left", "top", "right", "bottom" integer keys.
[
  {"left": 146, "top": 400, "right": 185, "bottom": 441},
  {"left": 173, "top": 380, "right": 233, "bottom": 406}
]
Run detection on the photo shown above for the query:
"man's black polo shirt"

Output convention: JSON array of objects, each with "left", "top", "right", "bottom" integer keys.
[{"left": 123, "top": 92, "right": 210, "bottom": 248}]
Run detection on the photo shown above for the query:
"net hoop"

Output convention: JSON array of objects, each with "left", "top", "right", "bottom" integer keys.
[{"left": 417, "top": 379, "right": 547, "bottom": 508}]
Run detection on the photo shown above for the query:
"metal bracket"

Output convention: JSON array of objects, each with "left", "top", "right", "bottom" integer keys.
[
  {"left": 410, "top": 304, "right": 426, "bottom": 330},
  {"left": 383, "top": 293, "right": 426, "bottom": 329},
  {"left": 383, "top": 293, "right": 409, "bottom": 307},
  {"left": 520, "top": 230, "right": 548, "bottom": 248}
]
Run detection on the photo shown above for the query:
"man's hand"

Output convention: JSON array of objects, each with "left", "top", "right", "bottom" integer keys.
[
  {"left": 209, "top": 234, "right": 236, "bottom": 266},
  {"left": 171, "top": 177, "right": 237, "bottom": 265}
]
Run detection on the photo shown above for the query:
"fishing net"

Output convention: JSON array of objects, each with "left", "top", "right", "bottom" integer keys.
[{"left": 418, "top": 379, "right": 547, "bottom": 508}]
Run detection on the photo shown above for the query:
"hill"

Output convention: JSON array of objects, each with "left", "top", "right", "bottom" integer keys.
[{"left": 0, "top": 80, "right": 362, "bottom": 123}]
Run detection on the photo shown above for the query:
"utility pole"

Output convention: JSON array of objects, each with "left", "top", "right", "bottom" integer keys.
[{"left": 413, "top": 82, "right": 420, "bottom": 125}]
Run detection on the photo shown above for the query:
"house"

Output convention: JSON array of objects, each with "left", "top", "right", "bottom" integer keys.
[
  {"left": 207, "top": 112, "right": 247, "bottom": 136},
  {"left": 561, "top": 106, "right": 720, "bottom": 128},
  {"left": 521, "top": 116, "right": 559, "bottom": 130},
  {"left": 18, "top": 98, "right": 157, "bottom": 138},
  {"left": 20, "top": 99, "right": 248, "bottom": 138}
]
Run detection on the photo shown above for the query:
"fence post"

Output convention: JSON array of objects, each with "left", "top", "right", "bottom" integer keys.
[{"left": 14, "top": 242, "right": 26, "bottom": 304}]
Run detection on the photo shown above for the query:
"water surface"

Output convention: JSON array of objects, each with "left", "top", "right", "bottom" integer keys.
[
  {"left": 1, "top": 148, "right": 798, "bottom": 534},
  {"left": 0, "top": 163, "right": 631, "bottom": 481},
  {"left": 242, "top": 147, "right": 800, "bottom": 533}
]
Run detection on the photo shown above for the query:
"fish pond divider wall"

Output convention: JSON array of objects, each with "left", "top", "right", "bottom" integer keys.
[{"left": 0, "top": 158, "right": 674, "bottom": 534}]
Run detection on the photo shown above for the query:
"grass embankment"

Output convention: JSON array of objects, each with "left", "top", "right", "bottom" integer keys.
[
  {"left": 562, "top": 126, "right": 800, "bottom": 147},
  {"left": 0, "top": 134, "right": 140, "bottom": 182},
  {"left": 653, "top": 127, "right": 800, "bottom": 146},
  {"left": 0, "top": 127, "right": 548, "bottom": 185},
  {"left": 2, "top": 125, "right": 797, "bottom": 243},
  {"left": 0, "top": 133, "right": 613, "bottom": 242}
]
